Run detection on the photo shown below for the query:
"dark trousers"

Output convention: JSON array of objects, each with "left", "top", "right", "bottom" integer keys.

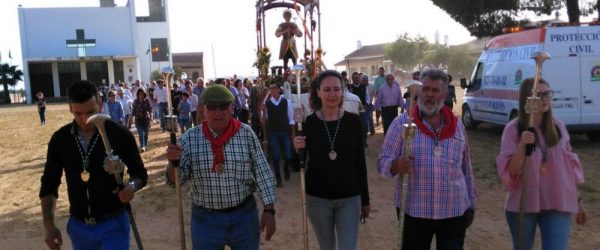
[
  {"left": 381, "top": 106, "right": 399, "bottom": 135},
  {"left": 401, "top": 213, "right": 468, "bottom": 250},
  {"left": 191, "top": 111, "right": 198, "bottom": 127},
  {"left": 39, "top": 110, "right": 46, "bottom": 125},
  {"left": 250, "top": 111, "right": 263, "bottom": 140}
]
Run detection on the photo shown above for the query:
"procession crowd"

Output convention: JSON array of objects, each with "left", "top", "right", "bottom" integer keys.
[{"left": 39, "top": 66, "right": 588, "bottom": 250}]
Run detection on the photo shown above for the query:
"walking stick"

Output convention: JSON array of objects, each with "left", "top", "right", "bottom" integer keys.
[
  {"left": 398, "top": 84, "right": 419, "bottom": 249},
  {"left": 86, "top": 114, "right": 144, "bottom": 250},
  {"left": 516, "top": 51, "right": 550, "bottom": 250},
  {"left": 162, "top": 67, "right": 187, "bottom": 250},
  {"left": 291, "top": 64, "right": 309, "bottom": 250}
]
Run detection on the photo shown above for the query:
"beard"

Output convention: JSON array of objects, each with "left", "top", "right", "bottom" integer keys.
[{"left": 417, "top": 98, "right": 444, "bottom": 117}]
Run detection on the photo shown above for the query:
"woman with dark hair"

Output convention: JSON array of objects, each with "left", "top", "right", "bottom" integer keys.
[
  {"left": 496, "top": 77, "right": 587, "bottom": 250},
  {"left": 131, "top": 88, "right": 153, "bottom": 152},
  {"left": 293, "top": 70, "right": 371, "bottom": 250}
]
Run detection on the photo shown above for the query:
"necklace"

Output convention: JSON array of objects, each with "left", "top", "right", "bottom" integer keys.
[
  {"left": 320, "top": 109, "right": 343, "bottom": 161},
  {"left": 423, "top": 115, "right": 445, "bottom": 157},
  {"left": 73, "top": 130, "right": 100, "bottom": 182}
]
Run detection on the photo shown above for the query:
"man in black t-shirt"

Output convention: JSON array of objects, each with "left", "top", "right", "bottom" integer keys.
[{"left": 40, "top": 81, "right": 147, "bottom": 250}]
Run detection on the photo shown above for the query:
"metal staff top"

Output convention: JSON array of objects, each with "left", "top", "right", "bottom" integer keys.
[{"left": 162, "top": 66, "right": 176, "bottom": 118}]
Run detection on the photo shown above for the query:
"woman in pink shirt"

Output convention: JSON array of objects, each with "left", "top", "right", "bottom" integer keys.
[{"left": 497, "top": 77, "right": 587, "bottom": 250}]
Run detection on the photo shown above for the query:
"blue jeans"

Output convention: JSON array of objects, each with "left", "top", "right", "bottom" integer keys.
[
  {"left": 135, "top": 121, "right": 150, "bottom": 147},
  {"left": 267, "top": 130, "right": 291, "bottom": 178},
  {"left": 179, "top": 117, "right": 191, "bottom": 133},
  {"left": 66, "top": 211, "right": 130, "bottom": 250},
  {"left": 307, "top": 195, "right": 361, "bottom": 250},
  {"left": 366, "top": 104, "right": 374, "bottom": 133},
  {"left": 191, "top": 198, "right": 260, "bottom": 250},
  {"left": 158, "top": 102, "right": 168, "bottom": 130},
  {"left": 359, "top": 111, "right": 369, "bottom": 144},
  {"left": 506, "top": 210, "right": 572, "bottom": 250}
]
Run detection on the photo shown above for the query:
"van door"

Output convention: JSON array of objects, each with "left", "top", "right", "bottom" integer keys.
[
  {"left": 579, "top": 26, "right": 600, "bottom": 127},
  {"left": 543, "top": 26, "right": 582, "bottom": 126}
]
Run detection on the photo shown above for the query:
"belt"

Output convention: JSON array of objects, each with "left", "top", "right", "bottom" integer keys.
[
  {"left": 71, "top": 208, "right": 125, "bottom": 225},
  {"left": 195, "top": 196, "right": 254, "bottom": 213}
]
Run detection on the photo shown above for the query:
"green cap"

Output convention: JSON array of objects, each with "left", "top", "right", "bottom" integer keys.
[{"left": 200, "top": 84, "right": 234, "bottom": 104}]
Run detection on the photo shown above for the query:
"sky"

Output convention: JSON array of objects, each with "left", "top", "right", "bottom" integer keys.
[{"left": 0, "top": 0, "right": 546, "bottom": 89}]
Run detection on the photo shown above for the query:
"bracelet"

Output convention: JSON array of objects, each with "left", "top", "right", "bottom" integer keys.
[{"left": 263, "top": 208, "right": 276, "bottom": 215}]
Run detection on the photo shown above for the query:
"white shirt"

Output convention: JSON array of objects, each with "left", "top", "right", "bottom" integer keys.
[
  {"left": 343, "top": 91, "right": 362, "bottom": 114},
  {"left": 187, "top": 93, "right": 199, "bottom": 109},
  {"left": 155, "top": 87, "right": 168, "bottom": 103},
  {"left": 117, "top": 95, "right": 133, "bottom": 115}
]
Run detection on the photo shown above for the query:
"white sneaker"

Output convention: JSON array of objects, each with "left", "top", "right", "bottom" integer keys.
[{"left": 141, "top": 147, "right": 146, "bottom": 152}]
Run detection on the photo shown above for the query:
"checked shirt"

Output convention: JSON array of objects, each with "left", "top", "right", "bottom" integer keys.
[
  {"left": 179, "top": 123, "right": 276, "bottom": 209},
  {"left": 377, "top": 113, "right": 478, "bottom": 219}
]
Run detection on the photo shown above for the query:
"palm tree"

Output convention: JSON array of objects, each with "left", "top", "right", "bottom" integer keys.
[{"left": 0, "top": 63, "right": 24, "bottom": 104}]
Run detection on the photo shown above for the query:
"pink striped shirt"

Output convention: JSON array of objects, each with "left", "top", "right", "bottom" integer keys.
[
  {"left": 377, "top": 113, "right": 478, "bottom": 219},
  {"left": 496, "top": 118, "right": 584, "bottom": 213}
]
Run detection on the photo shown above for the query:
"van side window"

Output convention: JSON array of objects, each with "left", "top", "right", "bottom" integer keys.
[{"left": 468, "top": 62, "right": 484, "bottom": 92}]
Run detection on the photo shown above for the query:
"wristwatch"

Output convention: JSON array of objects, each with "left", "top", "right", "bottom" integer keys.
[
  {"left": 128, "top": 181, "right": 138, "bottom": 192},
  {"left": 263, "top": 208, "right": 276, "bottom": 215}
]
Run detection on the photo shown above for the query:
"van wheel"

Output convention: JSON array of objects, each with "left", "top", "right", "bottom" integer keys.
[
  {"left": 462, "top": 106, "right": 479, "bottom": 130},
  {"left": 588, "top": 131, "right": 600, "bottom": 142}
]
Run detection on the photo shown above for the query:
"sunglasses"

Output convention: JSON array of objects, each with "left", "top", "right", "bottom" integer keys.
[
  {"left": 534, "top": 90, "right": 554, "bottom": 99},
  {"left": 205, "top": 103, "right": 231, "bottom": 111}
]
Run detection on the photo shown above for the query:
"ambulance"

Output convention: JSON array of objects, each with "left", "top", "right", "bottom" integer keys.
[{"left": 460, "top": 23, "right": 600, "bottom": 141}]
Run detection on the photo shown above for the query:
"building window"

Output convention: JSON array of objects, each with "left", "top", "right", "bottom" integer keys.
[{"left": 150, "top": 38, "right": 169, "bottom": 62}]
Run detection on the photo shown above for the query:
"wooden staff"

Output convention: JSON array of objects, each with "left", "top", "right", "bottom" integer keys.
[
  {"left": 86, "top": 114, "right": 144, "bottom": 250},
  {"left": 517, "top": 51, "right": 550, "bottom": 250},
  {"left": 398, "top": 84, "right": 420, "bottom": 249},
  {"left": 291, "top": 64, "right": 309, "bottom": 250},
  {"left": 162, "top": 67, "right": 186, "bottom": 250}
]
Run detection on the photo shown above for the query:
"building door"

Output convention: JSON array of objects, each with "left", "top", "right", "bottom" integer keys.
[
  {"left": 28, "top": 63, "right": 54, "bottom": 97},
  {"left": 86, "top": 61, "right": 109, "bottom": 87},
  {"left": 58, "top": 62, "right": 82, "bottom": 96}
]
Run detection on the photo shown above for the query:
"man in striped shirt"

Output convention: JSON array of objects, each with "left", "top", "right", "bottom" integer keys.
[
  {"left": 167, "top": 84, "right": 277, "bottom": 249},
  {"left": 377, "top": 69, "right": 477, "bottom": 249}
]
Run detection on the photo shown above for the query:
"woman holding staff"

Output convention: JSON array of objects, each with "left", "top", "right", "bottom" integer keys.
[
  {"left": 496, "top": 77, "right": 587, "bottom": 250},
  {"left": 293, "top": 70, "right": 370, "bottom": 250}
]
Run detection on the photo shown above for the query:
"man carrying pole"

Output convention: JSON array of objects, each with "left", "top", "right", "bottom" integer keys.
[
  {"left": 166, "top": 84, "right": 277, "bottom": 250},
  {"left": 40, "top": 80, "right": 148, "bottom": 250},
  {"left": 377, "top": 69, "right": 477, "bottom": 249}
]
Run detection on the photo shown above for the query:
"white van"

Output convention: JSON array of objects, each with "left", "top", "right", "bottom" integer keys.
[{"left": 460, "top": 24, "right": 600, "bottom": 141}]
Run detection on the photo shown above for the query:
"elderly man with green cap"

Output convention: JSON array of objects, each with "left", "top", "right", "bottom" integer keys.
[{"left": 166, "top": 84, "right": 277, "bottom": 249}]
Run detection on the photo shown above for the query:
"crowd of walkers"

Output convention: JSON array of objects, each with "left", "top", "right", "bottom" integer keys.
[{"left": 39, "top": 67, "right": 588, "bottom": 250}]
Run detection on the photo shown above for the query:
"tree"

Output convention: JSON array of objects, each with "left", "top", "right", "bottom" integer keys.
[
  {"left": 151, "top": 69, "right": 162, "bottom": 81},
  {"left": 384, "top": 35, "right": 477, "bottom": 79},
  {"left": 0, "top": 63, "right": 24, "bottom": 104},
  {"left": 384, "top": 33, "right": 430, "bottom": 70},
  {"left": 431, "top": 0, "right": 599, "bottom": 38}
]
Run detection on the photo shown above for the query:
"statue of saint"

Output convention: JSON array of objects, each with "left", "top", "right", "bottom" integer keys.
[{"left": 275, "top": 9, "right": 303, "bottom": 70}]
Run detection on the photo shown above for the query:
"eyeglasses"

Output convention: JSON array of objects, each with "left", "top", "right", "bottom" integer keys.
[
  {"left": 205, "top": 103, "right": 231, "bottom": 111},
  {"left": 535, "top": 90, "right": 554, "bottom": 99}
]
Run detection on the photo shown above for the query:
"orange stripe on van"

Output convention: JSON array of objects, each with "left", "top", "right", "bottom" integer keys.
[
  {"left": 465, "top": 89, "right": 519, "bottom": 100},
  {"left": 486, "top": 28, "right": 546, "bottom": 50}
]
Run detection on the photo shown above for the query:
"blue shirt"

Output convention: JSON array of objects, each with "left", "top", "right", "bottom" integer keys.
[
  {"left": 178, "top": 100, "right": 191, "bottom": 119},
  {"left": 107, "top": 101, "right": 124, "bottom": 122}
]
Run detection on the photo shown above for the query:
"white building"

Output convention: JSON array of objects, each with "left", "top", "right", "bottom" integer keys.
[{"left": 18, "top": 0, "right": 172, "bottom": 103}]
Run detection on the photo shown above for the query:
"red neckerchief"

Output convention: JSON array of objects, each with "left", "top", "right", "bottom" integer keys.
[
  {"left": 201, "top": 119, "right": 242, "bottom": 172},
  {"left": 413, "top": 105, "right": 457, "bottom": 140}
]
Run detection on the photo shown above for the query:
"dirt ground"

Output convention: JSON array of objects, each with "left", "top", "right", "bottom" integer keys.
[{"left": 0, "top": 96, "right": 598, "bottom": 249}]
